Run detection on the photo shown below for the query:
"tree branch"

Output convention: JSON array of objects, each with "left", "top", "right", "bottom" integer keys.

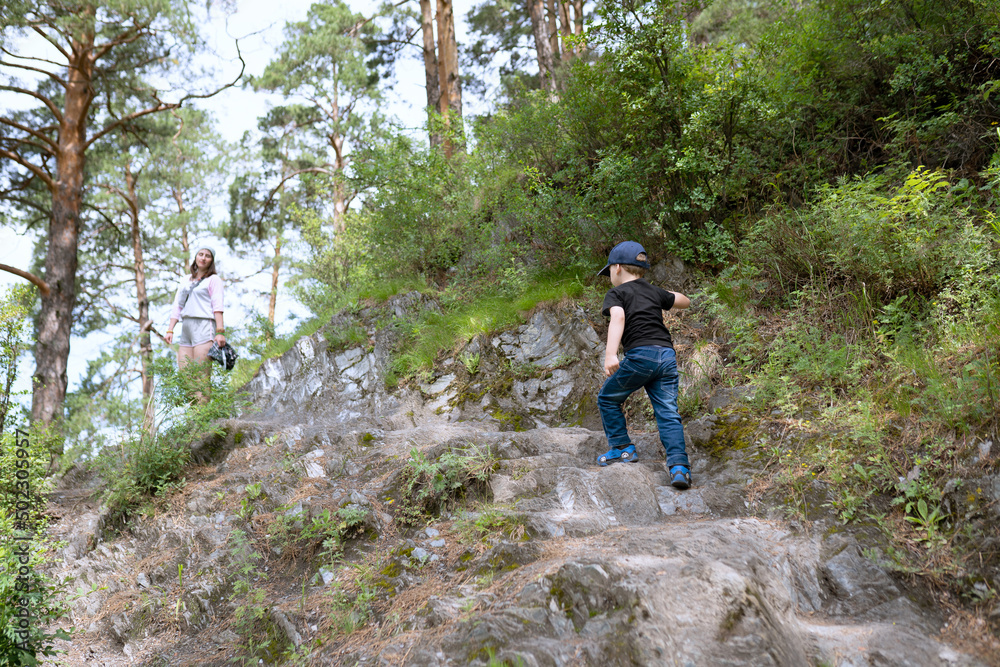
[
  {"left": 31, "top": 25, "right": 70, "bottom": 61},
  {"left": 85, "top": 102, "right": 179, "bottom": 149},
  {"left": 85, "top": 38, "right": 246, "bottom": 149},
  {"left": 173, "top": 36, "right": 247, "bottom": 103},
  {"left": 375, "top": 26, "right": 422, "bottom": 52},
  {"left": 0, "top": 191, "right": 50, "bottom": 217},
  {"left": 0, "top": 46, "right": 68, "bottom": 70},
  {"left": 0, "top": 264, "right": 50, "bottom": 297},
  {"left": 0, "top": 85, "right": 64, "bottom": 121},
  {"left": 97, "top": 295, "right": 169, "bottom": 344},
  {"left": 0, "top": 135, "right": 57, "bottom": 159},
  {"left": 0, "top": 149, "right": 56, "bottom": 192},
  {"left": 259, "top": 166, "right": 336, "bottom": 213},
  {"left": 82, "top": 202, "right": 124, "bottom": 233},
  {"left": 0, "top": 116, "right": 59, "bottom": 152},
  {"left": 93, "top": 23, "right": 147, "bottom": 61},
  {"left": 0, "top": 52, "right": 68, "bottom": 86},
  {"left": 347, "top": 0, "right": 411, "bottom": 37}
]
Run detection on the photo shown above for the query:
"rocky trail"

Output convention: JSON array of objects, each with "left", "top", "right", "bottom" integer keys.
[{"left": 42, "top": 293, "right": 994, "bottom": 666}]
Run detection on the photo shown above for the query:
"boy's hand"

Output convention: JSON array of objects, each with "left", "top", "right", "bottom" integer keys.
[{"left": 604, "top": 355, "right": 620, "bottom": 377}]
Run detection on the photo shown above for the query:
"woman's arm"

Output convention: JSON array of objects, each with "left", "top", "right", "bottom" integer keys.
[
  {"left": 165, "top": 317, "right": 178, "bottom": 344},
  {"left": 210, "top": 276, "right": 225, "bottom": 346},
  {"left": 213, "top": 311, "right": 225, "bottom": 347}
]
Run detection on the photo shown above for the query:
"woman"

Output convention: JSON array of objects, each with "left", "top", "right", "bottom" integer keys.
[{"left": 165, "top": 248, "right": 226, "bottom": 377}]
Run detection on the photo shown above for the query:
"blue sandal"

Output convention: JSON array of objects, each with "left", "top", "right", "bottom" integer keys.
[
  {"left": 669, "top": 465, "right": 691, "bottom": 490},
  {"left": 598, "top": 444, "right": 638, "bottom": 466}
]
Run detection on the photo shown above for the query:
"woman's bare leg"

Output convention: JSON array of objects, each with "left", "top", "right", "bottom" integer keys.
[{"left": 178, "top": 342, "right": 213, "bottom": 402}]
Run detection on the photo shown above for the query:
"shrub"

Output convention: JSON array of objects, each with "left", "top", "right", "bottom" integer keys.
[
  {"left": 745, "top": 168, "right": 997, "bottom": 301},
  {"left": 396, "top": 445, "right": 498, "bottom": 525},
  {"left": 92, "top": 355, "right": 246, "bottom": 532},
  {"left": 0, "top": 428, "right": 70, "bottom": 665},
  {"left": 455, "top": 506, "right": 527, "bottom": 547},
  {"left": 0, "top": 287, "right": 71, "bottom": 664}
]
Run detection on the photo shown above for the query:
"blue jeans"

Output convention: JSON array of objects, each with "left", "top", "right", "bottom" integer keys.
[{"left": 598, "top": 346, "right": 689, "bottom": 469}]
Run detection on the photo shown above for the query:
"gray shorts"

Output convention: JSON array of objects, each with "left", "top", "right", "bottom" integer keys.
[{"left": 177, "top": 317, "right": 215, "bottom": 347}]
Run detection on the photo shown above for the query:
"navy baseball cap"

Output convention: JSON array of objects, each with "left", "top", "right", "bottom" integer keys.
[{"left": 598, "top": 241, "right": 650, "bottom": 276}]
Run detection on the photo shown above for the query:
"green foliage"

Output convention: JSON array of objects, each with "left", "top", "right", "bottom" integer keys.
[
  {"left": 92, "top": 355, "right": 246, "bottom": 532},
  {"left": 711, "top": 155, "right": 999, "bottom": 605},
  {"left": 0, "top": 531, "right": 71, "bottom": 666},
  {"left": 226, "top": 528, "right": 282, "bottom": 665},
  {"left": 0, "top": 431, "right": 70, "bottom": 666},
  {"left": 745, "top": 168, "right": 997, "bottom": 300},
  {"left": 0, "top": 287, "right": 30, "bottom": 435},
  {"left": 455, "top": 506, "right": 526, "bottom": 546},
  {"left": 301, "top": 506, "right": 372, "bottom": 562},
  {"left": 0, "top": 293, "right": 71, "bottom": 664},
  {"left": 350, "top": 131, "right": 474, "bottom": 278},
  {"left": 389, "top": 269, "right": 588, "bottom": 378},
  {"left": 893, "top": 471, "right": 947, "bottom": 546},
  {"left": 238, "top": 483, "right": 266, "bottom": 522},
  {"left": 322, "top": 322, "right": 368, "bottom": 352},
  {"left": 459, "top": 352, "right": 481, "bottom": 375},
  {"left": 325, "top": 560, "right": 382, "bottom": 636},
  {"left": 396, "top": 445, "right": 499, "bottom": 525}
]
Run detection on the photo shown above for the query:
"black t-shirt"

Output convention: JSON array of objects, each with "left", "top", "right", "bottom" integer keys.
[{"left": 601, "top": 279, "right": 676, "bottom": 352}]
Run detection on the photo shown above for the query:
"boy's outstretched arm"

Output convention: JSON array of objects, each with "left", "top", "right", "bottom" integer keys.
[
  {"left": 604, "top": 306, "right": 625, "bottom": 377},
  {"left": 671, "top": 292, "right": 691, "bottom": 309}
]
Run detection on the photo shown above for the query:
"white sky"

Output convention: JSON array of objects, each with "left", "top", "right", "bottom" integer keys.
[{"left": 0, "top": 0, "right": 487, "bottom": 402}]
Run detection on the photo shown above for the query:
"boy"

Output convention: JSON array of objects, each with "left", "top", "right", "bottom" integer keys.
[{"left": 596, "top": 241, "right": 693, "bottom": 490}]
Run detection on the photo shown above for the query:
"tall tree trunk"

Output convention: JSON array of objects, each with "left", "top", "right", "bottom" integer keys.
[
  {"left": 330, "top": 69, "right": 347, "bottom": 232},
  {"left": 331, "top": 130, "right": 346, "bottom": 233},
  {"left": 546, "top": 0, "right": 561, "bottom": 62},
  {"left": 573, "top": 0, "right": 586, "bottom": 53},
  {"left": 436, "top": 0, "right": 464, "bottom": 157},
  {"left": 558, "top": 0, "right": 574, "bottom": 62},
  {"left": 125, "top": 160, "right": 154, "bottom": 437},
  {"left": 32, "top": 18, "right": 96, "bottom": 443},
  {"left": 267, "top": 232, "right": 281, "bottom": 333},
  {"left": 527, "top": 0, "right": 557, "bottom": 93},
  {"left": 172, "top": 188, "right": 190, "bottom": 273},
  {"left": 419, "top": 0, "right": 441, "bottom": 147}
]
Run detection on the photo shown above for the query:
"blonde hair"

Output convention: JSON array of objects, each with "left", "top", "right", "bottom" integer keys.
[{"left": 620, "top": 264, "right": 646, "bottom": 278}]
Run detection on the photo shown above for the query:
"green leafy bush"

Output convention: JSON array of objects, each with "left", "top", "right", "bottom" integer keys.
[
  {"left": 396, "top": 445, "right": 498, "bottom": 525},
  {"left": 349, "top": 131, "right": 474, "bottom": 278},
  {"left": 0, "top": 287, "right": 71, "bottom": 664},
  {"left": 226, "top": 528, "right": 282, "bottom": 664},
  {"left": 455, "top": 506, "right": 526, "bottom": 546},
  {"left": 93, "top": 355, "right": 246, "bottom": 532},
  {"left": 302, "top": 506, "right": 371, "bottom": 561},
  {"left": 745, "top": 168, "right": 997, "bottom": 300},
  {"left": 0, "top": 430, "right": 70, "bottom": 666}
]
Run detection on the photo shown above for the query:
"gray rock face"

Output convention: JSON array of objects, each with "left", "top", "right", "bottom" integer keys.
[
  {"left": 491, "top": 307, "right": 602, "bottom": 369},
  {"left": 648, "top": 256, "right": 689, "bottom": 289},
  {"left": 247, "top": 334, "right": 397, "bottom": 425},
  {"left": 245, "top": 291, "right": 444, "bottom": 426}
]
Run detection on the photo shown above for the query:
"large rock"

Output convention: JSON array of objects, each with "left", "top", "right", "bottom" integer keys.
[{"left": 491, "top": 307, "right": 602, "bottom": 369}]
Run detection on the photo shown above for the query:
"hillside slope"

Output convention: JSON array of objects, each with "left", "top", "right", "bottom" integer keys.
[{"left": 43, "top": 291, "right": 997, "bottom": 666}]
